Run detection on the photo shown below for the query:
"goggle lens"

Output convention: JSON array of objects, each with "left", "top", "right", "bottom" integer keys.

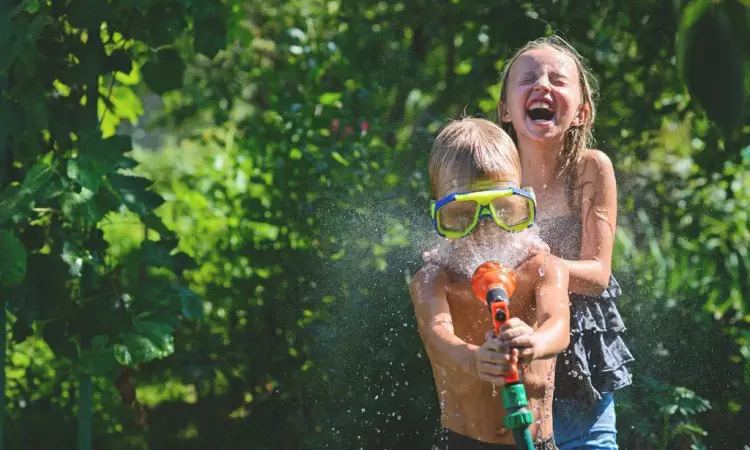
[{"left": 437, "top": 200, "right": 478, "bottom": 233}]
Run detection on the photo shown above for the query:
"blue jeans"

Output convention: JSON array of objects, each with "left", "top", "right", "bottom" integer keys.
[{"left": 553, "top": 392, "right": 618, "bottom": 449}]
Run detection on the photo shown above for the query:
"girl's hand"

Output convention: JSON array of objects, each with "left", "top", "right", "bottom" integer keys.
[
  {"left": 472, "top": 330, "right": 519, "bottom": 384},
  {"left": 497, "top": 318, "right": 539, "bottom": 361}
]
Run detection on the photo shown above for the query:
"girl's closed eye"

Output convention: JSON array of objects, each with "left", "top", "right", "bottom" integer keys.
[
  {"left": 550, "top": 75, "right": 568, "bottom": 87},
  {"left": 519, "top": 71, "right": 538, "bottom": 85}
]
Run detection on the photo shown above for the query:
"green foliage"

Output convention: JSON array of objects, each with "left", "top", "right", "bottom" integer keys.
[
  {"left": 0, "top": 0, "right": 232, "bottom": 445},
  {"left": 677, "top": 0, "right": 746, "bottom": 132},
  {"left": 2, "top": 0, "right": 749, "bottom": 449},
  {"left": 142, "top": 49, "right": 186, "bottom": 94},
  {"left": 0, "top": 230, "right": 27, "bottom": 287}
]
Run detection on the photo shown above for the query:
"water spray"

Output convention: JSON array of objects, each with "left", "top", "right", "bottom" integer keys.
[{"left": 471, "top": 261, "right": 534, "bottom": 450}]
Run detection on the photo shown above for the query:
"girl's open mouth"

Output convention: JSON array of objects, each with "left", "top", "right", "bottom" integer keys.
[{"left": 526, "top": 100, "right": 555, "bottom": 123}]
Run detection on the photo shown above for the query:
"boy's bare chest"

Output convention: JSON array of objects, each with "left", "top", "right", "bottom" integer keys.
[{"left": 443, "top": 274, "right": 538, "bottom": 342}]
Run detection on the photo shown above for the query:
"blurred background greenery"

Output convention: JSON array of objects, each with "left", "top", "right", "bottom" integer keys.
[{"left": 0, "top": 0, "right": 749, "bottom": 449}]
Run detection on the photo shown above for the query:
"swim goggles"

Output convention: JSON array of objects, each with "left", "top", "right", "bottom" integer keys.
[{"left": 430, "top": 185, "right": 537, "bottom": 239}]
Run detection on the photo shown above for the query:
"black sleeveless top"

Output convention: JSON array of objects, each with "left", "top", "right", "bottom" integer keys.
[{"left": 538, "top": 215, "right": 634, "bottom": 405}]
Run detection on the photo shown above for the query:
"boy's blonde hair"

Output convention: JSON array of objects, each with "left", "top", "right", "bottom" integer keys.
[
  {"left": 429, "top": 118, "right": 521, "bottom": 198},
  {"left": 496, "top": 35, "right": 598, "bottom": 200}
]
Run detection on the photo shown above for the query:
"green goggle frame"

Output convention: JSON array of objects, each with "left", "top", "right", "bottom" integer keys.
[{"left": 430, "top": 187, "right": 537, "bottom": 239}]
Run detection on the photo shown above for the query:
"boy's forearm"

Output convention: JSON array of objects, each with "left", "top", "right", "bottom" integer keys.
[{"left": 421, "top": 323, "right": 478, "bottom": 375}]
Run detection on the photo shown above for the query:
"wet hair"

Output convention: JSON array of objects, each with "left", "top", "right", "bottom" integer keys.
[
  {"left": 496, "top": 35, "right": 599, "bottom": 206},
  {"left": 428, "top": 117, "right": 521, "bottom": 198}
]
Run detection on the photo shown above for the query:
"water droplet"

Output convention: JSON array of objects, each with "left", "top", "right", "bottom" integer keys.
[
  {"left": 542, "top": 184, "right": 548, "bottom": 189},
  {"left": 538, "top": 266, "right": 545, "bottom": 276}
]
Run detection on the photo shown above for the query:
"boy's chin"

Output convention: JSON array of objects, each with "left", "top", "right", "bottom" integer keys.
[{"left": 436, "top": 228, "right": 542, "bottom": 279}]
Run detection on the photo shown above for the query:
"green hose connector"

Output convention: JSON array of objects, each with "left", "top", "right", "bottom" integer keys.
[
  {"left": 501, "top": 383, "right": 529, "bottom": 409},
  {"left": 502, "top": 383, "right": 534, "bottom": 450}
]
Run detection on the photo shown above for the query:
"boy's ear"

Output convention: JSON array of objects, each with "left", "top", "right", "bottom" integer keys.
[
  {"left": 497, "top": 101, "right": 512, "bottom": 123},
  {"left": 572, "top": 103, "right": 590, "bottom": 127}
]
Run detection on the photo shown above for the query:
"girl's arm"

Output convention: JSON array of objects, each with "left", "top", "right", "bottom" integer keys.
[
  {"left": 409, "top": 267, "right": 477, "bottom": 374},
  {"left": 564, "top": 150, "right": 618, "bottom": 295},
  {"left": 498, "top": 253, "right": 570, "bottom": 360},
  {"left": 531, "top": 256, "right": 571, "bottom": 357}
]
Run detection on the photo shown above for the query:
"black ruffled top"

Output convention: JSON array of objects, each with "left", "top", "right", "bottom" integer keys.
[{"left": 538, "top": 215, "right": 634, "bottom": 405}]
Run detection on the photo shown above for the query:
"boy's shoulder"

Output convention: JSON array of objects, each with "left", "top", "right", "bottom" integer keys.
[
  {"left": 516, "top": 251, "right": 569, "bottom": 284},
  {"left": 410, "top": 264, "right": 451, "bottom": 295}
]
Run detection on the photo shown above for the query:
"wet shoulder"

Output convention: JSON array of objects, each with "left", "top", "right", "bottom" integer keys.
[
  {"left": 515, "top": 252, "right": 567, "bottom": 290},
  {"left": 410, "top": 265, "right": 451, "bottom": 304},
  {"left": 577, "top": 149, "right": 616, "bottom": 189}
]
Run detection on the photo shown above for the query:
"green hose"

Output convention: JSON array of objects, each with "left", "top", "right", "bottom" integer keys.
[{"left": 502, "top": 383, "right": 535, "bottom": 450}]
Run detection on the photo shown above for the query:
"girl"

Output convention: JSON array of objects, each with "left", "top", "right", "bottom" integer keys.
[{"left": 496, "top": 35, "right": 634, "bottom": 449}]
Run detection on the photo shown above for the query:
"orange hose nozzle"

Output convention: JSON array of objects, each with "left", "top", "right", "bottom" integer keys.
[
  {"left": 471, "top": 261, "right": 521, "bottom": 383},
  {"left": 471, "top": 261, "right": 517, "bottom": 305}
]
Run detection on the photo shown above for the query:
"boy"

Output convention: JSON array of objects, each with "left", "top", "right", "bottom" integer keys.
[{"left": 410, "top": 118, "right": 570, "bottom": 450}]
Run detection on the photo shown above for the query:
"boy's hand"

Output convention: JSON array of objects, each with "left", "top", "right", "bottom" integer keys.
[
  {"left": 472, "top": 330, "right": 519, "bottom": 384},
  {"left": 497, "top": 318, "right": 538, "bottom": 360}
]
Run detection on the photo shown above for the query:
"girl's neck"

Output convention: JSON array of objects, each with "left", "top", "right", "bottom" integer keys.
[{"left": 517, "top": 136, "right": 565, "bottom": 189}]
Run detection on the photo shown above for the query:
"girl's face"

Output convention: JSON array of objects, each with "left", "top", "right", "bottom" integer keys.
[{"left": 501, "top": 45, "right": 588, "bottom": 145}]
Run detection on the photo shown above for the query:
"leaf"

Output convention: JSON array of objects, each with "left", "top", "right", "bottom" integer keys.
[
  {"left": 319, "top": 92, "right": 342, "bottom": 105},
  {"left": 108, "top": 173, "right": 165, "bottom": 216},
  {"left": 105, "top": 49, "right": 132, "bottom": 74},
  {"left": 79, "top": 334, "right": 118, "bottom": 375},
  {"left": 25, "top": 0, "right": 40, "bottom": 14},
  {"left": 11, "top": 317, "right": 33, "bottom": 343},
  {"left": 141, "top": 213, "right": 176, "bottom": 240},
  {"left": 175, "top": 284, "right": 202, "bottom": 319},
  {"left": 331, "top": 151, "right": 349, "bottom": 166},
  {"left": 73, "top": 135, "right": 135, "bottom": 191},
  {"left": 132, "top": 320, "right": 174, "bottom": 353},
  {"left": 42, "top": 319, "right": 80, "bottom": 361},
  {"left": 141, "top": 48, "right": 185, "bottom": 94},
  {"left": 194, "top": 15, "right": 227, "bottom": 59},
  {"left": 61, "top": 188, "right": 101, "bottom": 230},
  {"left": 114, "top": 344, "right": 132, "bottom": 366},
  {"left": 141, "top": 240, "right": 174, "bottom": 269},
  {"left": 0, "top": 152, "right": 56, "bottom": 226},
  {"left": 121, "top": 330, "right": 173, "bottom": 364},
  {"left": 173, "top": 252, "right": 198, "bottom": 272},
  {"left": 0, "top": 230, "right": 28, "bottom": 287},
  {"left": 677, "top": 0, "right": 745, "bottom": 131}
]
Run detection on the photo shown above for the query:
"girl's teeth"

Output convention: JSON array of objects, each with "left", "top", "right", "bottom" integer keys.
[{"left": 528, "top": 102, "right": 553, "bottom": 111}]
